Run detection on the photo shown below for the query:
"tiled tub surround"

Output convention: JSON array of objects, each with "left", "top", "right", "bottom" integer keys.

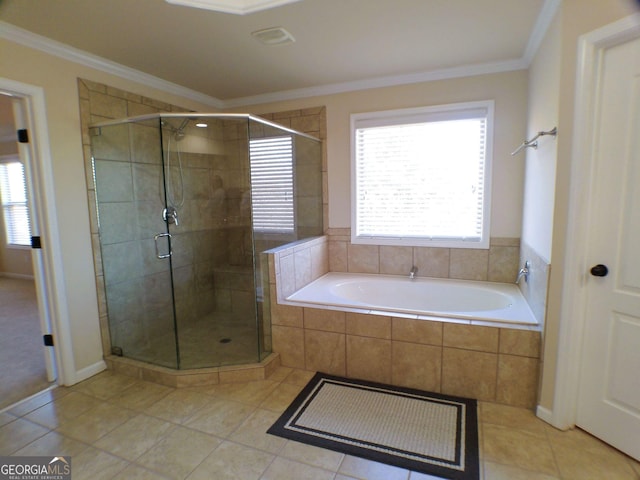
[
  {"left": 519, "top": 240, "right": 551, "bottom": 325},
  {"left": 267, "top": 235, "right": 542, "bottom": 408}
]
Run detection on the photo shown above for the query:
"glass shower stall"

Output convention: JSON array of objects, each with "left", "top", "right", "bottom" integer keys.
[{"left": 89, "top": 113, "right": 322, "bottom": 370}]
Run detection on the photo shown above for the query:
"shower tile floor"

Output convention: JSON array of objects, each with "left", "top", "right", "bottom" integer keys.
[
  {"left": 129, "top": 312, "right": 265, "bottom": 370},
  {"left": 2, "top": 368, "right": 639, "bottom": 479}
]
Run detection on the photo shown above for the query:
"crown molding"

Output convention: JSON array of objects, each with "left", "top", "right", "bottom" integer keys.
[
  {"left": 223, "top": 58, "right": 528, "bottom": 108},
  {"left": 522, "top": 0, "right": 562, "bottom": 65},
  {"left": 1, "top": 0, "right": 558, "bottom": 111},
  {"left": 0, "top": 21, "right": 224, "bottom": 109},
  {"left": 165, "top": 0, "right": 302, "bottom": 15}
]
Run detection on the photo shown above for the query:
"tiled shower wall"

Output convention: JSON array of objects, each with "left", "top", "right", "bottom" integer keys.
[{"left": 78, "top": 78, "right": 327, "bottom": 360}]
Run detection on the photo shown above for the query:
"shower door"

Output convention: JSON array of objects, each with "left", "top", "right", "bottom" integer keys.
[
  {"left": 162, "top": 116, "right": 261, "bottom": 369},
  {"left": 92, "top": 118, "right": 179, "bottom": 368}
]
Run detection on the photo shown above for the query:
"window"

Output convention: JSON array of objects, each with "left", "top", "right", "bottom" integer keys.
[
  {"left": 249, "top": 135, "right": 295, "bottom": 233},
  {"left": 0, "top": 160, "right": 31, "bottom": 246},
  {"left": 351, "top": 101, "right": 493, "bottom": 248}
]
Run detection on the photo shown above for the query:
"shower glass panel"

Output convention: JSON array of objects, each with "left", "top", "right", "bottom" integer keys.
[
  {"left": 90, "top": 113, "right": 322, "bottom": 370},
  {"left": 92, "top": 118, "right": 178, "bottom": 368}
]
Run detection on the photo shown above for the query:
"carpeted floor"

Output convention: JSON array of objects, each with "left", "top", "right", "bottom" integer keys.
[{"left": 0, "top": 277, "right": 53, "bottom": 411}]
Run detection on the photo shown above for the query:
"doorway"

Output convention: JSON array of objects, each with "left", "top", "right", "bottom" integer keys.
[
  {"left": 552, "top": 14, "right": 640, "bottom": 462},
  {"left": 0, "top": 91, "right": 56, "bottom": 411}
]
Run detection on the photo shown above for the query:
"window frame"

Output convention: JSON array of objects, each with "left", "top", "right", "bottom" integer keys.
[{"left": 350, "top": 100, "right": 494, "bottom": 249}]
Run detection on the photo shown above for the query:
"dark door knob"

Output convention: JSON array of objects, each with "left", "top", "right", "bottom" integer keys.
[{"left": 590, "top": 264, "right": 609, "bottom": 277}]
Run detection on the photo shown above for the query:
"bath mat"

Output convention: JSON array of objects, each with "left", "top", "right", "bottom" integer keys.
[{"left": 267, "top": 373, "right": 479, "bottom": 480}]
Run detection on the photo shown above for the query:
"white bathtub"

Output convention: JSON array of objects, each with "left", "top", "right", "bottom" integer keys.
[{"left": 284, "top": 272, "right": 538, "bottom": 327}]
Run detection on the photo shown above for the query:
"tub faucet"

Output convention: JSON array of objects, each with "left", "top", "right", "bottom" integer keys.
[
  {"left": 515, "top": 261, "right": 530, "bottom": 284},
  {"left": 409, "top": 266, "right": 418, "bottom": 280}
]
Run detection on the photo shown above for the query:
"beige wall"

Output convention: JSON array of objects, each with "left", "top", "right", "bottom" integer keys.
[
  {"left": 523, "top": 13, "right": 561, "bottom": 264},
  {"left": 235, "top": 70, "right": 529, "bottom": 239},
  {"left": 0, "top": 38, "right": 216, "bottom": 381},
  {"left": 536, "top": 0, "right": 637, "bottom": 411}
]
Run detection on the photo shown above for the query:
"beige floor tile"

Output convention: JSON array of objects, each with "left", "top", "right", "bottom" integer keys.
[
  {"left": 259, "top": 382, "right": 304, "bottom": 413},
  {"left": 480, "top": 402, "right": 546, "bottom": 435},
  {"left": 268, "top": 366, "right": 294, "bottom": 382},
  {"left": 136, "top": 425, "right": 222, "bottom": 480},
  {"left": 0, "top": 412, "right": 16, "bottom": 428},
  {"left": 229, "top": 408, "right": 287, "bottom": 454},
  {"left": 144, "top": 389, "right": 211, "bottom": 424},
  {"left": 545, "top": 425, "right": 621, "bottom": 454},
  {"left": 187, "top": 441, "right": 274, "bottom": 480},
  {"left": 24, "top": 391, "right": 103, "bottom": 429},
  {"left": 483, "top": 461, "right": 560, "bottom": 479},
  {"left": 260, "top": 456, "right": 335, "bottom": 480},
  {"left": 184, "top": 398, "right": 255, "bottom": 437},
  {"left": 408, "top": 471, "right": 449, "bottom": 480},
  {"left": 552, "top": 444, "right": 638, "bottom": 480},
  {"left": 93, "top": 413, "right": 174, "bottom": 461},
  {"left": 14, "top": 430, "right": 89, "bottom": 457},
  {"left": 279, "top": 440, "right": 345, "bottom": 471},
  {"left": 338, "top": 455, "right": 410, "bottom": 480},
  {"left": 55, "top": 401, "right": 136, "bottom": 444},
  {"left": 8, "top": 387, "right": 68, "bottom": 417},
  {"left": 0, "top": 417, "right": 49, "bottom": 455},
  {"left": 108, "top": 380, "right": 173, "bottom": 411},
  {"left": 202, "top": 380, "right": 280, "bottom": 406},
  {"left": 71, "top": 371, "right": 139, "bottom": 400},
  {"left": 283, "top": 368, "right": 316, "bottom": 386},
  {"left": 483, "top": 424, "right": 558, "bottom": 476},
  {"left": 71, "top": 446, "right": 129, "bottom": 480},
  {"left": 112, "top": 464, "right": 171, "bottom": 479}
]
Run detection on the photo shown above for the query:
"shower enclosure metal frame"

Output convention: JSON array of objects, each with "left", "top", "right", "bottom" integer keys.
[{"left": 89, "top": 113, "right": 323, "bottom": 370}]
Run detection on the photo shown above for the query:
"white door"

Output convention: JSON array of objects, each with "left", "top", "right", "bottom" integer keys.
[
  {"left": 576, "top": 33, "right": 640, "bottom": 460},
  {"left": 10, "top": 94, "right": 57, "bottom": 383}
]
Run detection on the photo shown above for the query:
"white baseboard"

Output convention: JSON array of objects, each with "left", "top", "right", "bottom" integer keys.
[
  {"left": 536, "top": 405, "right": 554, "bottom": 424},
  {"left": 70, "top": 360, "right": 107, "bottom": 386},
  {"left": 0, "top": 272, "right": 35, "bottom": 280}
]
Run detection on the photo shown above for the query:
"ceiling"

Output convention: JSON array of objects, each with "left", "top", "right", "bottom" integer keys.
[{"left": 0, "top": 0, "right": 553, "bottom": 106}]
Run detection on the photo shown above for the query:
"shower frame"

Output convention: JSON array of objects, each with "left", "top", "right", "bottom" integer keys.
[{"left": 89, "top": 112, "right": 323, "bottom": 372}]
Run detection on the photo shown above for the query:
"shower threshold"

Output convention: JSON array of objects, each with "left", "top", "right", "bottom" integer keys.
[{"left": 104, "top": 352, "right": 281, "bottom": 388}]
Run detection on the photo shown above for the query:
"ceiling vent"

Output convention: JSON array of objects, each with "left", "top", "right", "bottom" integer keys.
[
  {"left": 251, "top": 27, "right": 295, "bottom": 45},
  {"left": 165, "top": 0, "right": 301, "bottom": 15}
]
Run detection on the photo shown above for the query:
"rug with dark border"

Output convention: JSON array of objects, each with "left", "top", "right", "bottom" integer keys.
[{"left": 267, "top": 372, "right": 479, "bottom": 480}]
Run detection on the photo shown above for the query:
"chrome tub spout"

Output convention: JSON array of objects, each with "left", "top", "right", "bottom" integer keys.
[{"left": 516, "top": 261, "right": 530, "bottom": 284}]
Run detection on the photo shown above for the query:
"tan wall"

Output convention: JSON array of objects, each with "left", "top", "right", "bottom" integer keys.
[
  {"left": 235, "top": 70, "right": 529, "bottom": 239},
  {"left": 0, "top": 38, "right": 217, "bottom": 380},
  {"left": 537, "top": 0, "right": 637, "bottom": 411}
]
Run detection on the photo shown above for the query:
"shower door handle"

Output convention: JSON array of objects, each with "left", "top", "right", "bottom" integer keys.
[{"left": 154, "top": 233, "right": 172, "bottom": 259}]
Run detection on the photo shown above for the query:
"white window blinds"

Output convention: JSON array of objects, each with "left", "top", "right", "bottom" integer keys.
[
  {"left": 249, "top": 136, "right": 295, "bottom": 232},
  {"left": 352, "top": 102, "right": 493, "bottom": 248},
  {"left": 0, "top": 161, "right": 31, "bottom": 246}
]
